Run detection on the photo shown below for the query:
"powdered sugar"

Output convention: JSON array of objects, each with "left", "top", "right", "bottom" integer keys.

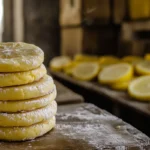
[{"left": 0, "top": 42, "right": 44, "bottom": 72}]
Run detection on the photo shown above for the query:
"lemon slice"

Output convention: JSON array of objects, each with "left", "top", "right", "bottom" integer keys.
[
  {"left": 0, "top": 116, "right": 55, "bottom": 141},
  {"left": 72, "top": 62, "right": 100, "bottom": 81},
  {"left": 0, "top": 90, "right": 56, "bottom": 112},
  {"left": 122, "top": 55, "right": 143, "bottom": 65},
  {"left": 144, "top": 53, "right": 150, "bottom": 60},
  {"left": 0, "top": 64, "right": 46, "bottom": 87},
  {"left": 135, "top": 60, "right": 150, "bottom": 75},
  {"left": 50, "top": 56, "right": 71, "bottom": 71},
  {"left": 0, "top": 75, "right": 55, "bottom": 100},
  {"left": 99, "top": 55, "right": 120, "bottom": 67},
  {"left": 63, "top": 61, "right": 79, "bottom": 75},
  {"left": 98, "top": 63, "right": 133, "bottom": 84},
  {"left": 0, "top": 100, "right": 57, "bottom": 127},
  {"left": 128, "top": 76, "right": 150, "bottom": 101},
  {"left": 0, "top": 42, "right": 44, "bottom": 72},
  {"left": 111, "top": 80, "right": 131, "bottom": 90},
  {"left": 74, "top": 54, "right": 98, "bottom": 62}
]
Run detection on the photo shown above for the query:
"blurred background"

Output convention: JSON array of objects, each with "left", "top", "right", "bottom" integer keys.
[{"left": 1, "top": 0, "right": 150, "bottom": 65}]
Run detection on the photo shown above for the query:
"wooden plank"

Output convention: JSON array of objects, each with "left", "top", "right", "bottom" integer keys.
[
  {"left": 59, "top": 0, "right": 110, "bottom": 26},
  {"left": 3, "top": 0, "right": 14, "bottom": 41},
  {"left": 61, "top": 27, "right": 119, "bottom": 57},
  {"left": 113, "top": 0, "right": 126, "bottom": 24},
  {"left": 51, "top": 71, "right": 150, "bottom": 117},
  {"left": 83, "top": 0, "right": 110, "bottom": 25},
  {"left": 59, "top": 0, "right": 82, "bottom": 26},
  {"left": 23, "top": 0, "right": 60, "bottom": 66},
  {"left": 0, "top": 103, "right": 149, "bottom": 150},
  {"left": 121, "top": 21, "right": 150, "bottom": 41},
  {"left": 54, "top": 80, "right": 84, "bottom": 104},
  {"left": 13, "top": 0, "right": 24, "bottom": 42},
  {"left": 61, "top": 28, "right": 83, "bottom": 56},
  {"left": 51, "top": 71, "right": 150, "bottom": 136}
]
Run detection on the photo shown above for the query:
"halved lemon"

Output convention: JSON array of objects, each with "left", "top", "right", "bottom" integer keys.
[
  {"left": 63, "top": 61, "right": 79, "bottom": 75},
  {"left": 72, "top": 62, "right": 100, "bottom": 81},
  {"left": 122, "top": 55, "right": 143, "bottom": 65},
  {"left": 144, "top": 53, "right": 150, "bottom": 60},
  {"left": 135, "top": 60, "right": 150, "bottom": 75},
  {"left": 50, "top": 56, "right": 71, "bottom": 71},
  {"left": 111, "top": 80, "right": 131, "bottom": 90},
  {"left": 128, "top": 76, "right": 150, "bottom": 101},
  {"left": 98, "top": 63, "right": 133, "bottom": 84},
  {"left": 74, "top": 54, "right": 98, "bottom": 62},
  {"left": 99, "top": 55, "right": 120, "bottom": 67}
]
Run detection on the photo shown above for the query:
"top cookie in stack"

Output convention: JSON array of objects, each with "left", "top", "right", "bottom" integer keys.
[{"left": 0, "top": 42, "right": 57, "bottom": 141}]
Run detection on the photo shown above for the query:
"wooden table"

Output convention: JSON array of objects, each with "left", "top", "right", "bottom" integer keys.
[
  {"left": 54, "top": 80, "right": 84, "bottom": 104},
  {"left": 51, "top": 71, "right": 150, "bottom": 136},
  {"left": 0, "top": 103, "right": 149, "bottom": 150}
]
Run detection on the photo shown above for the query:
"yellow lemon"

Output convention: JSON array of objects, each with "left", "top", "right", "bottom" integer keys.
[
  {"left": 50, "top": 56, "right": 71, "bottom": 71},
  {"left": 99, "top": 55, "right": 120, "bottom": 67},
  {"left": 0, "top": 116, "right": 55, "bottom": 141},
  {"left": 135, "top": 60, "right": 150, "bottom": 75},
  {"left": 0, "top": 42, "right": 44, "bottom": 72},
  {"left": 98, "top": 63, "right": 133, "bottom": 84},
  {"left": 122, "top": 55, "right": 143, "bottom": 65},
  {"left": 0, "top": 75, "right": 55, "bottom": 100},
  {"left": 0, "top": 64, "right": 46, "bottom": 87},
  {"left": 72, "top": 62, "right": 100, "bottom": 81},
  {"left": 111, "top": 80, "right": 131, "bottom": 90},
  {"left": 128, "top": 76, "right": 150, "bottom": 101},
  {"left": 63, "top": 61, "right": 79, "bottom": 75},
  {"left": 0, "top": 90, "right": 56, "bottom": 112},
  {"left": 144, "top": 53, "right": 150, "bottom": 60},
  {"left": 74, "top": 54, "right": 98, "bottom": 62}
]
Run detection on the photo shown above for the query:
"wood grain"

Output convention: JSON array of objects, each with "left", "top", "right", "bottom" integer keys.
[
  {"left": 51, "top": 71, "right": 150, "bottom": 117},
  {"left": 23, "top": 0, "right": 60, "bottom": 66},
  {"left": 60, "top": 0, "right": 110, "bottom": 26},
  {"left": 0, "top": 103, "right": 149, "bottom": 150},
  {"left": 54, "top": 80, "right": 84, "bottom": 104}
]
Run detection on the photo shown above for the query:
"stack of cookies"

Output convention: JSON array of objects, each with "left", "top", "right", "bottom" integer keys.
[{"left": 0, "top": 42, "right": 57, "bottom": 141}]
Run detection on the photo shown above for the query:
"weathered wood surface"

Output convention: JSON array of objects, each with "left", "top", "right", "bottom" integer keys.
[
  {"left": 51, "top": 71, "right": 150, "bottom": 117},
  {"left": 60, "top": 0, "right": 110, "bottom": 26},
  {"left": 61, "top": 26, "right": 119, "bottom": 57},
  {"left": 0, "top": 103, "right": 149, "bottom": 150},
  {"left": 54, "top": 80, "right": 84, "bottom": 104},
  {"left": 24, "top": 0, "right": 60, "bottom": 66}
]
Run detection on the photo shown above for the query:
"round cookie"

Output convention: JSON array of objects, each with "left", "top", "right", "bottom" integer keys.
[
  {"left": 0, "top": 75, "right": 54, "bottom": 100},
  {"left": 0, "top": 42, "right": 44, "bottom": 72},
  {"left": 0, "top": 100, "right": 57, "bottom": 127},
  {"left": 0, "top": 90, "right": 56, "bottom": 112},
  {"left": 0, "top": 116, "right": 55, "bottom": 141},
  {"left": 0, "top": 64, "right": 46, "bottom": 87}
]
